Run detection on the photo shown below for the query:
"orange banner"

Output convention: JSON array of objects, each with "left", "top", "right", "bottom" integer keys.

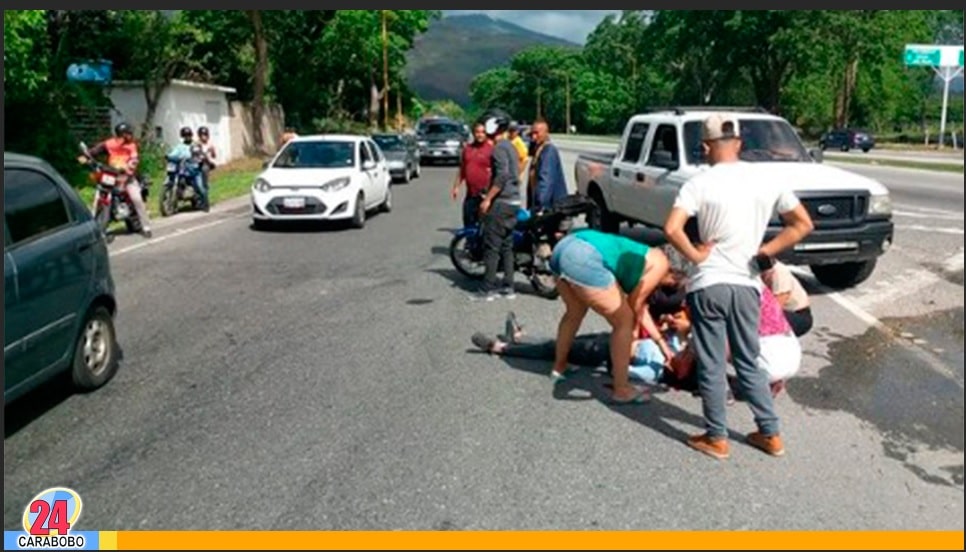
[{"left": 108, "top": 530, "right": 964, "bottom": 550}]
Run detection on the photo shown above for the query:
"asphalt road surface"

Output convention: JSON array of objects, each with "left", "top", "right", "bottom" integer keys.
[{"left": 4, "top": 156, "right": 963, "bottom": 531}]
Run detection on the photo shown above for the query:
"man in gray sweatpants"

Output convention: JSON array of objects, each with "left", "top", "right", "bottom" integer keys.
[{"left": 664, "top": 114, "right": 814, "bottom": 460}]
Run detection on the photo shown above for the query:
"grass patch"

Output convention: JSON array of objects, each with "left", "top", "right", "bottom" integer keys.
[{"left": 76, "top": 157, "right": 263, "bottom": 218}]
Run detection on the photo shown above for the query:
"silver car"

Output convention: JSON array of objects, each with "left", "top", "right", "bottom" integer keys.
[{"left": 372, "top": 133, "right": 421, "bottom": 183}]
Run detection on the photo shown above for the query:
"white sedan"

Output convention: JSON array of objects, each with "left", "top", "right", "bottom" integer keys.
[{"left": 251, "top": 134, "right": 392, "bottom": 230}]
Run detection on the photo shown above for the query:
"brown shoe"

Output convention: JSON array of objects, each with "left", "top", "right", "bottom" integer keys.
[
  {"left": 687, "top": 434, "right": 730, "bottom": 460},
  {"left": 747, "top": 432, "right": 786, "bottom": 457}
]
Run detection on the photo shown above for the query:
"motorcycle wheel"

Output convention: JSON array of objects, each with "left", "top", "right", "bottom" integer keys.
[
  {"left": 160, "top": 187, "right": 178, "bottom": 217},
  {"left": 449, "top": 234, "right": 486, "bottom": 280},
  {"left": 94, "top": 205, "right": 114, "bottom": 243}
]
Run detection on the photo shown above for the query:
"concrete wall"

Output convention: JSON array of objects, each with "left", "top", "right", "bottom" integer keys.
[
  {"left": 227, "top": 101, "right": 286, "bottom": 159},
  {"left": 109, "top": 83, "right": 235, "bottom": 163}
]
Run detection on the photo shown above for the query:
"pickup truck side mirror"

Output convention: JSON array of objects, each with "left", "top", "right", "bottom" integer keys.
[
  {"left": 362, "top": 160, "right": 377, "bottom": 171},
  {"left": 650, "top": 150, "right": 679, "bottom": 171},
  {"left": 808, "top": 148, "right": 824, "bottom": 163}
]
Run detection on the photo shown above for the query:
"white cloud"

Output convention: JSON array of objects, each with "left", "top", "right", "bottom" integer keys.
[{"left": 443, "top": 10, "right": 620, "bottom": 44}]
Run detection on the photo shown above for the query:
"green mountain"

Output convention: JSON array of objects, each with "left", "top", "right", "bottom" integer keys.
[{"left": 405, "top": 14, "right": 579, "bottom": 107}]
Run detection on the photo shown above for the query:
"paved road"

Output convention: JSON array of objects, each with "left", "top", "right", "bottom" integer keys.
[
  {"left": 4, "top": 159, "right": 963, "bottom": 531},
  {"left": 557, "top": 136, "right": 965, "bottom": 166}
]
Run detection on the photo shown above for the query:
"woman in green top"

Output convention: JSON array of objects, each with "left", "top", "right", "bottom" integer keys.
[{"left": 548, "top": 229, "right": 675, "bottom": 404}]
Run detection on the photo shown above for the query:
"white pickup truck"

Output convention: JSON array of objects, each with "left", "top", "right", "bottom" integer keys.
[{"left": 574, "top": 107, "right": 895, "bottom": 289}]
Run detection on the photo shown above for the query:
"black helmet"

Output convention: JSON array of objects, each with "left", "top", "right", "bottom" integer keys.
[
  {"left": 479, "top": 108, "right": 511, "bottom": 136},
  {"left": 180, "top": 126, "right": 194, "bottom": 139},
  {"left": 115, "top": 122, "right": 133, "bottom": 137},
  {"left": 197, "top": 126, "right": 209, "bottom": 137}
]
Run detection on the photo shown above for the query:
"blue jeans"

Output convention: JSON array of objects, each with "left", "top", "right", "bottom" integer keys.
[
  {"left": 549, "top": 235, "right": 615, "bottom": 290},
  {"left": 187, "top": 172, "right": 208, "bottom": 205}
]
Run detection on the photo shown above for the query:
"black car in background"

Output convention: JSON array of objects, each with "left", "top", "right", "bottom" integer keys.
[{"left": 819, "top": 128, "right": 876, "bottom": 153}]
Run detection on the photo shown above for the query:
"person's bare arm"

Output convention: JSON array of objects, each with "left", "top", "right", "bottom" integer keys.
[{"left": 759, "top": 203, "right": 814, "bottom": 258}]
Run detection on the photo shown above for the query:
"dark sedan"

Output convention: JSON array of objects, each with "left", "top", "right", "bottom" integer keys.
[
  {"left": 819, "top": 128, "right": 876, "bottom": 153},
  {"left": 372, "top": 133, "right": 421, "bottom": 183}
]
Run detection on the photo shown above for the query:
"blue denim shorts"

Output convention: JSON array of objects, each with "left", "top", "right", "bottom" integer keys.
[{"left": 549, "top": 235, "right": 616, "bottom": 290}]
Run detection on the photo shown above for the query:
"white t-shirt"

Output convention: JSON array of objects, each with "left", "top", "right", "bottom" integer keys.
[{"left": 673, "top": 161, "right": 800, "bottom": 292}]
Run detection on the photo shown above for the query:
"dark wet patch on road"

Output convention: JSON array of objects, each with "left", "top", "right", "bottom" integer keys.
[{"left": 789, "top": 307, "right": 964, "bottom": 488}]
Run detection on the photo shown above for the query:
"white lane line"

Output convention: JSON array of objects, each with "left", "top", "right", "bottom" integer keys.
[
  {"left": 894, "top": 203, "right": 964, "bottom": 214},
  {"left": 789, "top": 266, "right": 962, "bottom": 388},
  {"left": 847, "top": 267, "right": 943, "bottom": 310},
  {"left": 943, "top": 248, "right": 964, "bottom": 273},
  {"left": 896, "top": 225, "right": 964, "bottom": 235},
  {"left": 112, "top": 213, "right": 249, "bottom": 257},
  {"left": 893, "top": 210, "right": 964, "bottom": 221}
]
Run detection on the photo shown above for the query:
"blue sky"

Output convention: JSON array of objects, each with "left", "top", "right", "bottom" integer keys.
[{"left": 443, "top": 10, "right": 620, "bottom": 44}]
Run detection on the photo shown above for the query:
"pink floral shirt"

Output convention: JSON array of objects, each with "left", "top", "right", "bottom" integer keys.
[{"left": 759, "top": 286, "right": 792, "bottom": 337}]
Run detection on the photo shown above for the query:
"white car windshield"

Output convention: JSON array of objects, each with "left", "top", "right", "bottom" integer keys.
[
  {"left": 273, "top": 141, "right": 355, "bottom": 169},
  {"left": 683, "top": 119, "right": 811, "bottom": 165}
]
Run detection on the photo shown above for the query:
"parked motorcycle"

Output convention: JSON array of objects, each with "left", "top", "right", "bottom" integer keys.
[
  {"left": 160, "top": 145, "right": 207, "bottom": 216},
  {"left": 77, "top": 142, "right": 150, "bottom": 241},
  {"left": 448, "top": 195, "right": 598, "bottom": 299}
]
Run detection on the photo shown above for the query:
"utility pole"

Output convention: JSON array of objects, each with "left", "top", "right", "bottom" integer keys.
[
  {"left": 382, "top": 10, "right": 390, "bottom": 131},
  {"left": 935, "top": 64, "right": 964, "bottom": 149},
  {"left": 564, "top": 72, "right": 572, "bottom": 134}
]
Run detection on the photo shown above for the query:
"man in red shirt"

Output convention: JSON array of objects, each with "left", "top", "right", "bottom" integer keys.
[
  {"left": 450, "top": 122, "right": 493, "bottom": 227},
  {"left": 87, "top": 122, "right": 153, "bottom": 238}
]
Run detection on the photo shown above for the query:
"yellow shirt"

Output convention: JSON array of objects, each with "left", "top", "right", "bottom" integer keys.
[{"left": 511, "top": 136, "right": 529, "bottom": 168}]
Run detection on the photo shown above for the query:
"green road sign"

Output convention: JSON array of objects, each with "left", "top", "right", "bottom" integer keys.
[{"left": 904, "top": 45, "right": 941, "bottom": 66}]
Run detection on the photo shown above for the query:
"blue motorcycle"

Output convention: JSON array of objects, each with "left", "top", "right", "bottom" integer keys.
[
  {"left": 447, "top": 195, "right": 597, "bottom": 299},
  {"left": 160, "top": 145, "right": 207, "bottom": 216}
]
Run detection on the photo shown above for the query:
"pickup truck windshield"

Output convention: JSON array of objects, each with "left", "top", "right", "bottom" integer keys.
[
  {"left": 422, "top": 123, "right": 463, "bottom": 136},
  {"left": 272, "top": 141, "right": 355, "bottom": 169},
  {"left": 683, "top": 119, "right": 811, "bottom": 165}
]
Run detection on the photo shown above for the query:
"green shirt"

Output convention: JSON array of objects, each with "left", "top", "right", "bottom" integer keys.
[{"left": 573, "top": 229, "right": 650, "bottom": 294}]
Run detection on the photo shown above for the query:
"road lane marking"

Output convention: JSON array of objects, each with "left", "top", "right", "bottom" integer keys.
[
  {"left": 893, "top": 209, "right": 964, "bottom": 221},
  {"left": 943, "top": 248, "right": 964, "bottom": 273},
  {"left": 896, "top": 225, "right": 964, "bottom": 235},
  {"left": 789, "top": 266, "right": 962, "bottom": 388},
  {"left": 112, "top": 212, "right": 249, "bottom": 257},
  {"left": 847, "top": 267, "right": 942, "bottom": 310}
]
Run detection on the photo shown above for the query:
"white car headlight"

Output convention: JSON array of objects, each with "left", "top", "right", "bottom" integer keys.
[
  {"left": 254, "top": 178, "right": 272, "bottom": 193},
  {"left": 868, "top": 193, "right": 892, "bottom": 217},
  {"left": 320, "top": 177, "right": 351, "bottom": 192},
  {"left": 445, "top": 140, "right": 461, "bottom": 147},
  {"left": 417, "top": 141, "right": 428, "bottom": 147}
]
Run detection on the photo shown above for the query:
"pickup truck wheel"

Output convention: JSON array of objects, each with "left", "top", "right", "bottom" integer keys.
[
  {"left": 811, "top": 260, "right": 876, "bottom": 289},
  {"left": 587, "top": 191, "right": 620, "bottom": 234}
]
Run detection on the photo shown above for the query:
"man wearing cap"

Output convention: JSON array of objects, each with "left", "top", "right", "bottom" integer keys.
[{"left": 663, "top": 113, "right": 814, "bottom": 460}]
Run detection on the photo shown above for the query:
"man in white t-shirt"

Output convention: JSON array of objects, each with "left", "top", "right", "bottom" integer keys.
[{"left": 663, "top": 113, "right": 814, "bottom": 460}]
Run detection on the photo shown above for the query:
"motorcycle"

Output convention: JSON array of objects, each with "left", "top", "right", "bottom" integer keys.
[
  {"left": 160, "top": 146, "right": 207, "bottom": 217},
  {"left": 448, "top": 195, "right": 598, "bottom": 299},
  {"left": 77, "top": 142, "right": 150, "bottom": 241}
]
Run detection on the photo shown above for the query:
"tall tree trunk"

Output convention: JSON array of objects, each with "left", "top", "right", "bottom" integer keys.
[
  {"left": 835, "top": 57, "right": 859, "bottom": 128},
  {"left": 248, "top": 10, "right": 268, "bottom": 154},
  {"left": 141, "top": 83, "right": 164, "bottom": 142}
]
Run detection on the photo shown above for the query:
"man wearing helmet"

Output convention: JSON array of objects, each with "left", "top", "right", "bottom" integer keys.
[
  {"left": 475, "top": 108, "right": 524, "bottom": 302},
  {"left": 166, "top": 126, "right": 210, "bottom": 212},
  {"left": 197, "top": 126, "right": 217, "bottom": 195},
  {"left": 87, "top": 122, "right": 153, "bottom": 237}
]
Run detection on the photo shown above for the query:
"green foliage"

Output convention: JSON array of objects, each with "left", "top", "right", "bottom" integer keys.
[
  {"left": 4, "top": 10, "right": 438, "bottom": 188},
  {"left": 467, "top": 9, "right": 965, "bottom": 137}
]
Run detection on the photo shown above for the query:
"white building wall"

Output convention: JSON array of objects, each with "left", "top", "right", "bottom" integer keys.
[{"left": 109, "top": 82, "right": 236, "bottom": 163}]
